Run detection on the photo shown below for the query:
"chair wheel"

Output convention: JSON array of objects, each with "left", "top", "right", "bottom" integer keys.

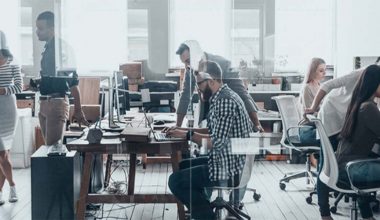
[
  {"left": 253, "top": 193, "right": 261, "bottom": 201},
  {"left": 306, "top": 196, "right": 312, "bottom": 204},
  {"left": 280, "top": 182, "right": 286, "bottom": 190},
  {"left": 330, "top": 206, "right": 337, "bottom": 213}
]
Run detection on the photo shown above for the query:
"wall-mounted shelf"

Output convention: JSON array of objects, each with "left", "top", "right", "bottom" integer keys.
[{"left": 249, "top": 90, "right": 299, "bottom": 94}]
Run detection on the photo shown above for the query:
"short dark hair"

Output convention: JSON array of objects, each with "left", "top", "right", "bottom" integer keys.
[
  {"left": 37, "top": 11, "right": 55, "bottom": 28},
  {"left": 176, "top": 43, "right": 189, "bottom": 55},
  {"left": 0, "top": 49, "right": 13, "bottom": 60},
  {"left": 199, "top": 60, "right": 223, "bottom": 82}
]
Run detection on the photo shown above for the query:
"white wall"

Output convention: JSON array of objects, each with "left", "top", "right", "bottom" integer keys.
[{"left": 335, "top": 0, "right": 380, "bottom": 76}]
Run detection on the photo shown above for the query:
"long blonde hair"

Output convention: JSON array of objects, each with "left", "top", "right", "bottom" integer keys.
[{"left": 304, "top": 57, "right": 325, "bottom": 84}]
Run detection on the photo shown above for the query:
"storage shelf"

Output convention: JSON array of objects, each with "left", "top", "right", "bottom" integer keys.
[{"left": 249, "top": 90, "right": 299, "bottom": 94}]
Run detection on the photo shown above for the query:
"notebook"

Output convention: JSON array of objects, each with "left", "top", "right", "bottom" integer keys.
[{"left": 143, "top": 111, "right": 185, "bottom": 142}]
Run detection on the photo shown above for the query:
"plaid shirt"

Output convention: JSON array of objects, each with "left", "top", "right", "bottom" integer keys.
[{"left": 207, "top": 84, "right": 254, "bottom": 181}]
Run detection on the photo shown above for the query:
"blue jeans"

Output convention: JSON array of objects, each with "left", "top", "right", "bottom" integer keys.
[
  {"left": 299, "top": 126, "right": 320, "bottom": 146},
  {"left": 179, "top": 157, "right": 246, "bottom": 206},
  {"left": 169, "top": 157, "right": 244, "bottom": 219},
  {"left": 317, "top": 167, "right": 374, "bottom": 218},
  {"left": 315, "top": 133, "right": 376, "bottom": 218}
]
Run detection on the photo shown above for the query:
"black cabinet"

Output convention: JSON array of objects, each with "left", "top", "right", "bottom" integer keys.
[{"left": 31, "top": 146, "right": 80, "bottom": 220}]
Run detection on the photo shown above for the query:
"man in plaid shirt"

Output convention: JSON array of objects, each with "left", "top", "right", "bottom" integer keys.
[{"left": 168, "top": 61, "right": 253, "bottom": 219}]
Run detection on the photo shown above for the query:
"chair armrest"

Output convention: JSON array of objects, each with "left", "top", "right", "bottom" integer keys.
[
  {"left": 285, "top": 125, "right": 314, "bottom": 149},
  {"left": 306, "top": 114, "right": 317, "bottom": 121},
  {"left": 345, "top": 158, "right": 380, "bottom": 193}
]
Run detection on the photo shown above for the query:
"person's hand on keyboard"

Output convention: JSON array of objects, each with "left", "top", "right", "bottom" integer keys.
[
  {"left": 166, "top": 129, "right": 187, "bottom": 139},
  {"left": 162, "top": 125, "right": 178, "bottom": 133}
]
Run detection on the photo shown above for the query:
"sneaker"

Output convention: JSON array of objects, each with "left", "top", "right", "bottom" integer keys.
[
  {"left": 0, "top": 191, "right": 5, "bottom": 205},
  {"left": 9, "top": 186, "right": 18, "bottom": 203},
  {"left": 47, "top": 143, "right": 68, "bottom": 156}
]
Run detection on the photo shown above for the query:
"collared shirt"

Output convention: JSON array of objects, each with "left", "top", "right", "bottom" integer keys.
[
  {"left": 40, "top": 38, "right": 56, "bottom": 77},
  {"left": 40, "top": 37, "right": 79, "bottom": 95},
  {"left": 207, "top": 84, "right": 254, "bottom": 181}
]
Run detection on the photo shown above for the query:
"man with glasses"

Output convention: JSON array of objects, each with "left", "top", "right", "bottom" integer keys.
[
  {"left": 173, "top": 40, "right": 263, "bottom": 132},
  {"left": 168, "top": 61, "right": 254, "bottom": 219}
]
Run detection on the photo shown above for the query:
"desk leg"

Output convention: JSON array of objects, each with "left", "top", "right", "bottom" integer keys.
[
  {"left": 128, "top": 153, "right": 137, "bottom": 195},
  {"left": 104, "top": 154, "right": 113, "bottom": 187},
  {"left": 170, "top": 150, "right": 182, "bottom": 172},
  {"left": 77, "top": 152, "right": 93, "bottom": 220},
  {"left": 171, "top": 149, "right": 185, "bottom": 220}
]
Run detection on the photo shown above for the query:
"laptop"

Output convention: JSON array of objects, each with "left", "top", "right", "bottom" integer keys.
[{"left": 143, "top": 111, "right": 185, "bottom": 142}]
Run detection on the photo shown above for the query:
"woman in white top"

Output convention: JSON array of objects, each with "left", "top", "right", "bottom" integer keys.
[
  {"left": 299, "top": 57, "right": 326, "bottom": 115},
  {"left": 306, "top": 68, "right": 363, "bottom": 139},
  {"left": 0, "top": 31, "right": 22, "bottom": 205}
]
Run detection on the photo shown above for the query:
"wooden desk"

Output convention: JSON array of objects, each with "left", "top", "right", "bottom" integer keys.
[{"left": 66, "top": 135, "right": 188, "bottom": 220}]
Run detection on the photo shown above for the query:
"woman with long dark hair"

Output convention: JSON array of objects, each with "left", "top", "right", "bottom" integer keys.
[{"left": 318, "top": 64, "right": 380, "bottom": 220}]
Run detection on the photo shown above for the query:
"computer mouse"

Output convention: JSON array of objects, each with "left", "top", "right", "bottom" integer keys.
[{"left": 153, "top": 120, "right": 165, "bottom": 125}]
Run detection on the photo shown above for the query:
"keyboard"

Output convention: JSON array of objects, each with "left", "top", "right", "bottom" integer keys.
[{"left": 154, "top": 132, "right": 184, "bottom": 141}]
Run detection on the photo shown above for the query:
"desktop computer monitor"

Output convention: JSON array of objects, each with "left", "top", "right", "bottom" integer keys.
[{"left": 103, "top": 71, "right": 127, "bottom": 131}]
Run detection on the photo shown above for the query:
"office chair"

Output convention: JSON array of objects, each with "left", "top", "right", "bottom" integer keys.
[
  {"left": 272, "top": 95, "right": 319, "bottom": 191},
  {"left": 308, "top": 115, "right": 380, "bottom": 220},
  {"left": 208, "top": 154, "right": 259, "bottom": 220}
]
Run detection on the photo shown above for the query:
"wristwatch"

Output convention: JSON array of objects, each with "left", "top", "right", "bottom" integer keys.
[{"left": 186, "top": 130, "right": 194, "bottom": 141}]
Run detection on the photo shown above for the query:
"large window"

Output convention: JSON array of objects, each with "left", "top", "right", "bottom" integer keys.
[
  {"left": 169, "top": 0, "right": 232, "bottom": 67},
  {"left": 274, "top": 0, "right": 334, "bottom": 73},
  {"left": 0, "top": 0, "right": 21, "bottom": 64},
  {"left": 127, "top": 9, "right": 149, "bottom": 61},
  {"left": 231, "top": 8, "right": 262, "bottom": 68},
  {"left": 59, "top": 0, "right": 128, "bottom": 74},
  {"left": 169, "top": 0, "right": 264, "bottom": 69},
  {"left": 20, "top": 4, "right": 33, "bottom": 66}
]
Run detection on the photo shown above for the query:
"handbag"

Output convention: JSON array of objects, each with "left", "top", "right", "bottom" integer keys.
[{"left": 87, "top": 120, "right": 103, "bottom": 144}]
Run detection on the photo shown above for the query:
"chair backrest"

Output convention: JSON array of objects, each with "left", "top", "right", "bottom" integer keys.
[
  {"left": 237, "top": 154, "right": 255, "bottom": 188},
  {"left": 272, "top": 95, "right": 302, "bottom": 141},
  {"left": 308, "top": 116, "right": 340, "bottom": 190}
]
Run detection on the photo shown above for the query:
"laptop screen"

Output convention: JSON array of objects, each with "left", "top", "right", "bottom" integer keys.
[{"left": 142, "top": 111, "right": 156, "bottom": 134}]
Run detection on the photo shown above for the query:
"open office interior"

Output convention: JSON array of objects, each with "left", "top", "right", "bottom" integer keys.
[{"left": 1, "top": 0, "right": 380, "bottom": 220}]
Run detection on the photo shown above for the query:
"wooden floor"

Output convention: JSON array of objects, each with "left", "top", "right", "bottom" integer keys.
[{"left": 2, "top": 160, "right": 380, "bottom": 220}]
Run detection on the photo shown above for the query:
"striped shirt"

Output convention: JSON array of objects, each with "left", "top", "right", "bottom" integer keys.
[
  {"left": 0, "top": 62, "right": 23, "bottom": 95},
  {"left": 207, "top": 84, "right": 254, "bottom": 181}
]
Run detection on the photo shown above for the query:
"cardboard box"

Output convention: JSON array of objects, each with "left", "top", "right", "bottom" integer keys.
[
  {"left": 128, "top": 78, "right": 145, "bottom": 85},
  {"left": 17, "top": 99, "right": 34, "bottom": 109},
  {"left": 128, "top": 84, "right": 139, "bottom": 91},
  {"left": 120, "top": 62, "right": 142, "bottom": 79}
]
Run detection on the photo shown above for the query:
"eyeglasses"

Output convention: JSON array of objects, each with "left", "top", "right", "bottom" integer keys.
[
  {"left": 197, "top": 79, "right": 209, "bottom": 86},
  {"left": 195, "top": 79, "right": 209, "bottom": 90}
]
